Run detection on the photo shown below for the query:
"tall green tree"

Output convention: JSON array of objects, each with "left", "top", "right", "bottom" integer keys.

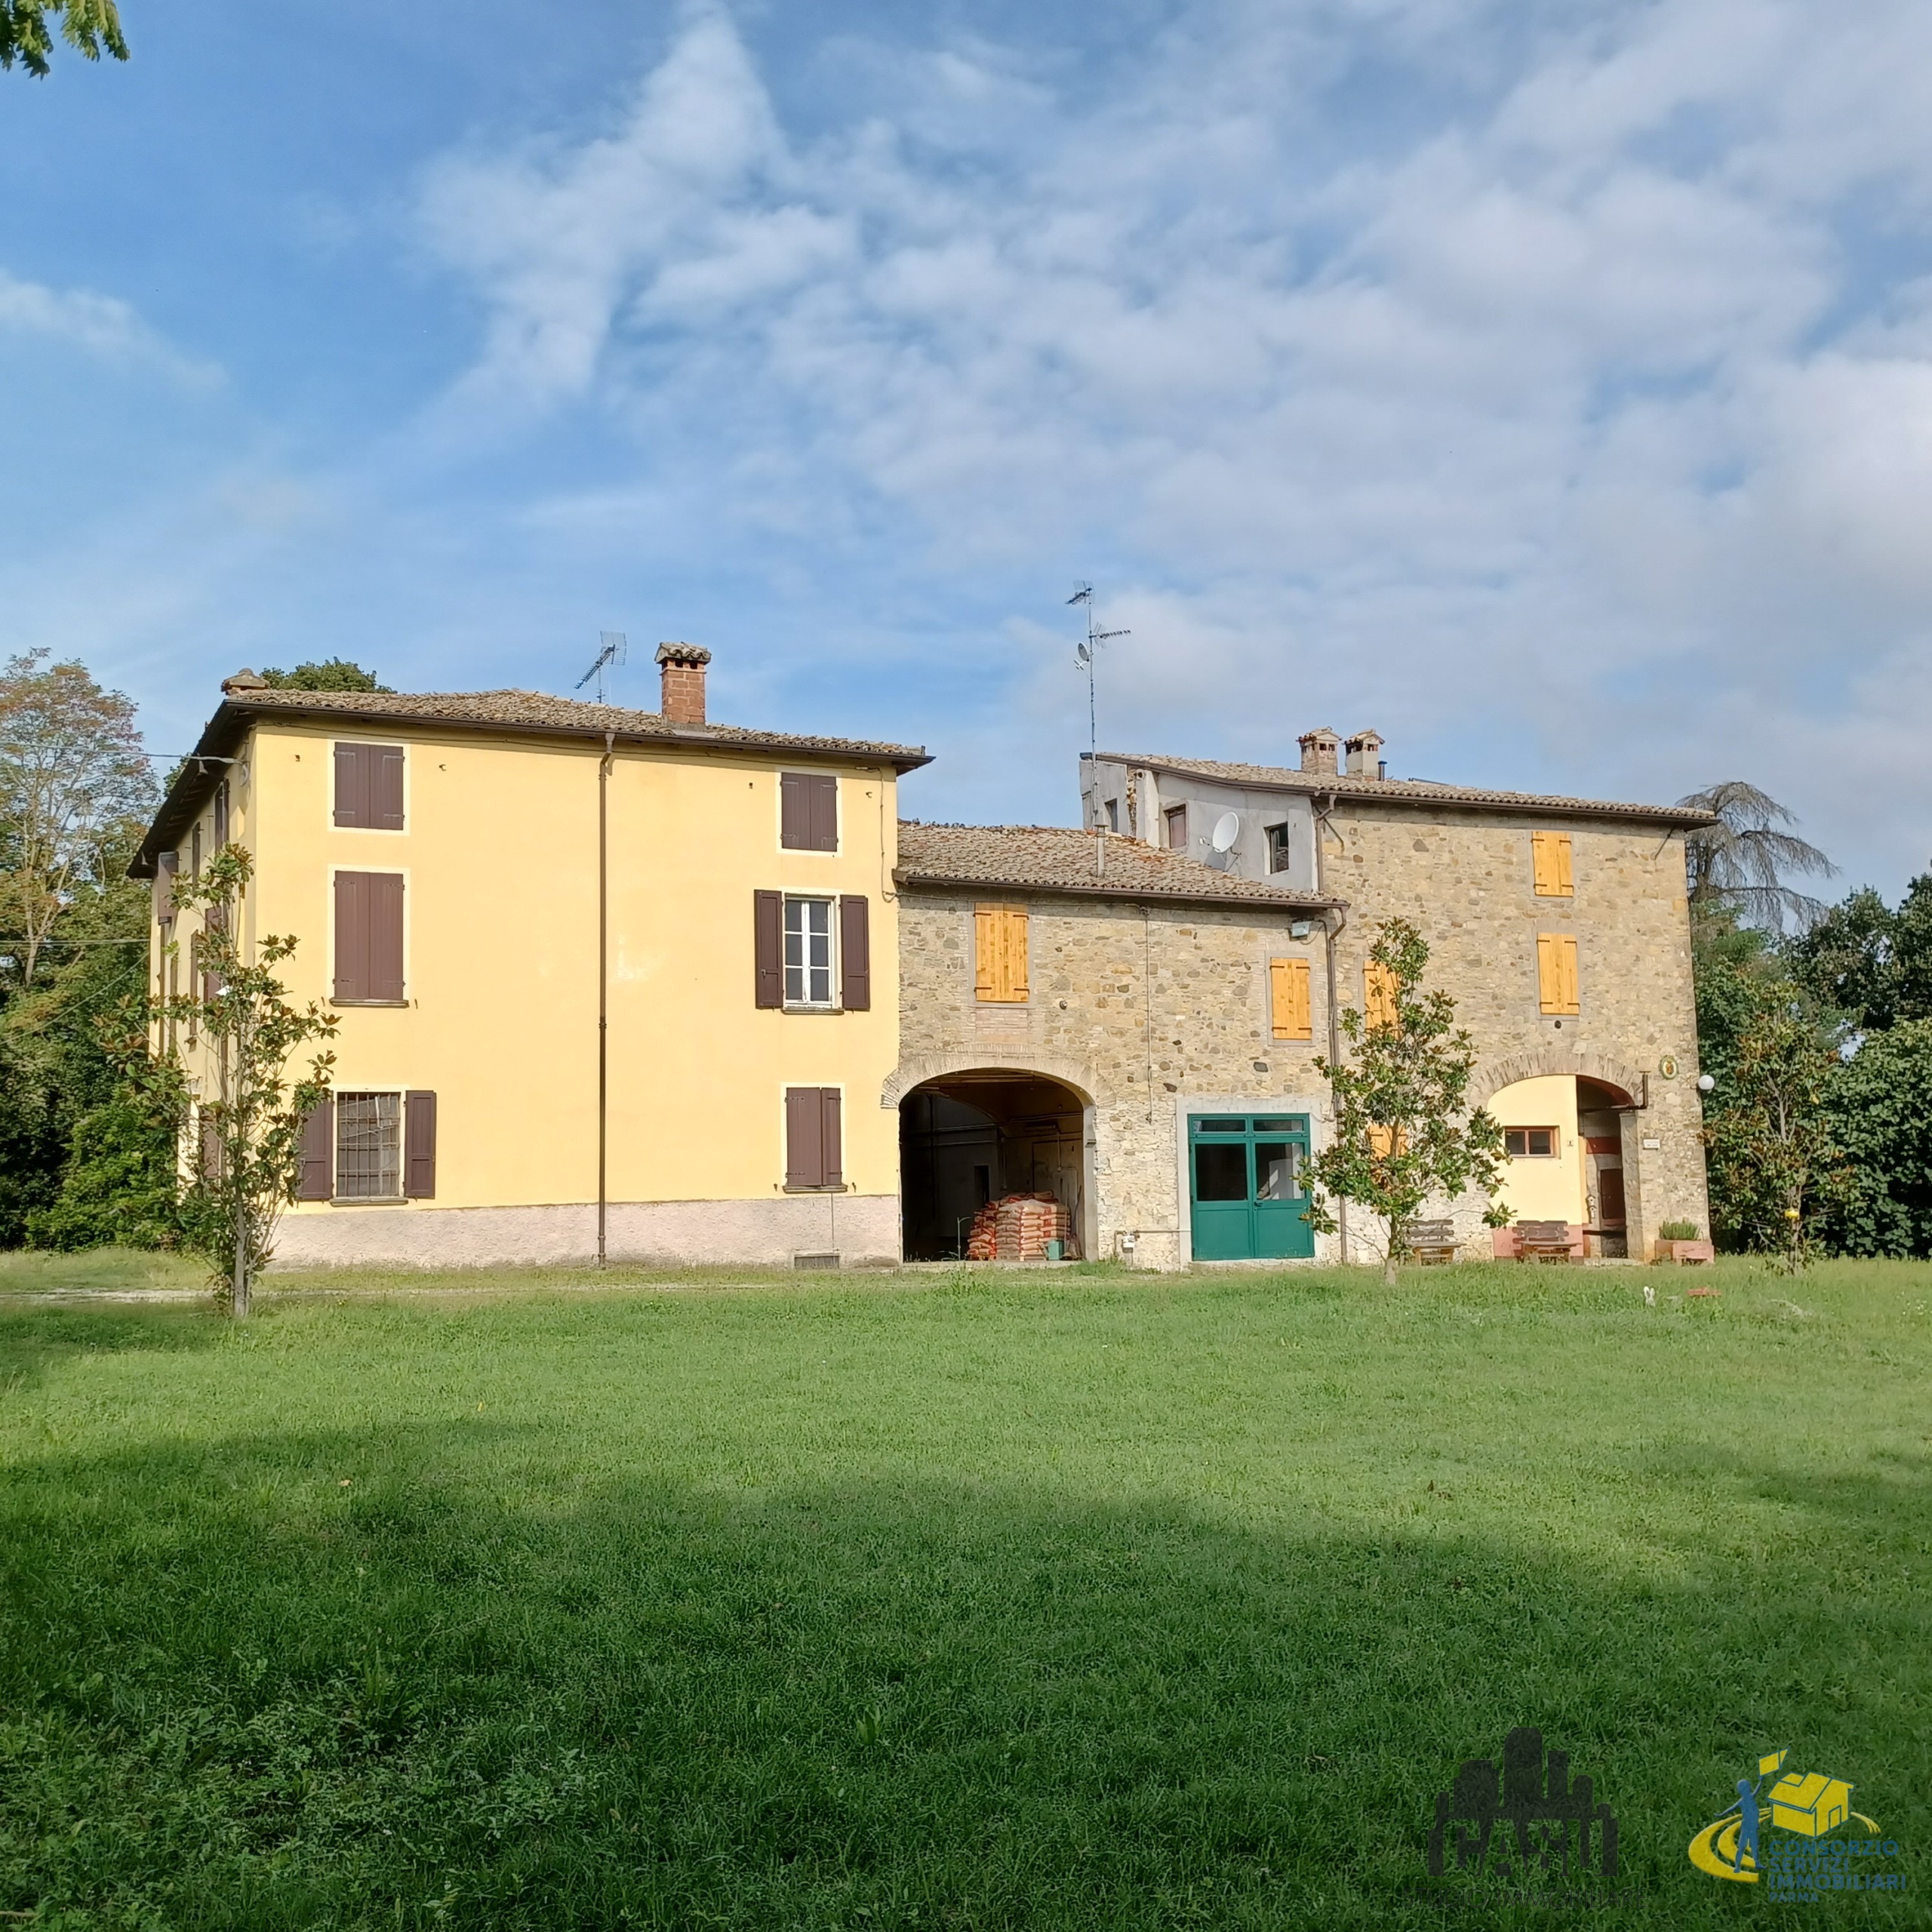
[
  {"left": 1785, "top": 871, "right": 1932, "bottom": 1034},
  {"left": 1, "top": 651, "right": 154, "bottom": 989},
  {"left": 1817, "top": 1020, "right": 1932, "bottom": 1259},
  {"left": 1304, "top": 916, "right": 1510, "bottom": 1283},
  {"left": 1701, "top": 980, "right": 1850, "bottom": 1270},
  {"left": 0, "top": 0, "right": 125, "bottom": 75},
  {"left": 164, "top": 846, "right": 337, "bottom": 1316}
]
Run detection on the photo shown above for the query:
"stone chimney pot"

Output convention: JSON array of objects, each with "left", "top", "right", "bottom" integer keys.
[
  {"left": 654, "top": 641, "right": 712, "bottom": 725},
  {"left": 1298, "top": 726, "right": 1341, "bottom": 777},
  {"left": 223, "top": 669, "right": 269, "bottom": 695},
  {"left": 1345, "top": 729, "right": 1384, "bottom": 778}
]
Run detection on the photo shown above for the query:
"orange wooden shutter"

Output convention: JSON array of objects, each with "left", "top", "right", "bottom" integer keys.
[
  {"left": 1270, "top": 958, "right": 1312, "bottom": 1040},
  {"left": 1532, "top": 831, "right": 1574, "bottom": 897},
  {"left": 977, "top": 906, "right": 1027, "bottom": 1002},
  {"left": 1537, "top": 934, "right": 1580, "bottom": 1014},
  {"left": 1364, "top": 961, "right": 1398, "bottom": 1032}
]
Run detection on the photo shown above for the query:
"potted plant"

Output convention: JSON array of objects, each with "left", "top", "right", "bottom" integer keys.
[{"left": 1654, "top": 1219, "right": 1715, "bottom": 1265}]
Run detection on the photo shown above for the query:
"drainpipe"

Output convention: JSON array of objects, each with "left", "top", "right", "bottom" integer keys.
[
  {"left": 598, "top": 731, "right": 614, "bottom": 1268},
  {"left": 1315, "top": 791, "right": 1349, "bottom": 1265}
]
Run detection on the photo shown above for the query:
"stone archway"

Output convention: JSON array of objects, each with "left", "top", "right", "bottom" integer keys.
[
  {"left": 881, "top": 1049, "right": 1104, "bottom": 1112},
  {"left": 1468, "top": 1046, "right": 1648, "bottom": 1111}
]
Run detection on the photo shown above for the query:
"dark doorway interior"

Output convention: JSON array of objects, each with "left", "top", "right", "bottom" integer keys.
[
  {"left": 900, "top": 1072, "right": 1088, "bottom": 1260},
  {"left": 1577, "top": 1076, "right": 1631, "bottom": 1259}
]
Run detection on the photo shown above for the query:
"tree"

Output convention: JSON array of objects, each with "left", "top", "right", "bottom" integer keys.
[
  {"left": 0, "top": 0, "right": 125, "bottom": 75},
  {"left": 1817, "top": 1021, "right": 1932, "bottom": 1259},
  {"left": 1678, "top": 780, "right": 1835, "bottom": 933},
  {"left": 1, "top": 651, "right": 155, "bottom": 988},
  {"left": 1304, "top": 916, "right": 1511, "bottom": 1283},
  {"left": 164, "top": 846, "right": 337, "bottom": 1316},
  {"left": 258, "top": 660, "right": 392, "bottom": 694},
  {"left": 1700, "top": 980, "right": 1850, "bottom": 1270},
  {"left": 1784, "top": 871, "right": 1932, "bottom": 1035}
]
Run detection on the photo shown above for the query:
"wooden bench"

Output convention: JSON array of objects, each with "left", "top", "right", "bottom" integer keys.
[
  {"left": 1401, "top": 1218, "right": 1457, "bottom": 1265},
  {"left": 1515, "top": 1220, "right": 1577, "bottom": 1264}
]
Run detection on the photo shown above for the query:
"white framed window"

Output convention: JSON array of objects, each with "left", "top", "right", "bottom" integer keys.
[
  {"left": 336, "top": 1091, "right": 403, "bottom": 1198},
  {"left": 783, "top": 897, "right": 835, "bottom": 1006}
]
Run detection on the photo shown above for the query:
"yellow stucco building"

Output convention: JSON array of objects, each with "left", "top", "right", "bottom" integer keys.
[{"left": 135, "top": 649, "right": 929, "bottom": 1267}]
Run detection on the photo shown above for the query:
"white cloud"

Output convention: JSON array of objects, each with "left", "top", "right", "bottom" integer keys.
[
  {"left": 410, "top": 0, "right": 1932, "bottom": 885},
  {"left": 0, "top": 270, "right": 219, "bottom": 386}
]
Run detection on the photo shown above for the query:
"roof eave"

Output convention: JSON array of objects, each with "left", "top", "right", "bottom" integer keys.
[
  {"left": 1094, "top": 751, "right": 1716, "bottom": 829},
  {"left": 894, "top": 869, "right": 1343, "bottom": 913}
]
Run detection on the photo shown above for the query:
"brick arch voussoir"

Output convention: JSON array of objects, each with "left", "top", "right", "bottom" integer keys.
[
  {"left": 1469, "top": 1046, "right": 1649, "bottom": 1111},
  {"left": 881, "top": 1050, "right": 1106, "bottom": 1112}
]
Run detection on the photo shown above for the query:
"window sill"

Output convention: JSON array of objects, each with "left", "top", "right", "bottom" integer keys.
[
  {"left": 328, "top": 1195, "right": 408, "bottom": 1207},
  {"left": 333, "top": 998, "right": 411, "bottom": 1008},
  {"left": 783, "top": 1004, "right": 844, "bottom": 1016},
  {"left": 783, "top": 1183, "right": 850, "bottom": 1194}
]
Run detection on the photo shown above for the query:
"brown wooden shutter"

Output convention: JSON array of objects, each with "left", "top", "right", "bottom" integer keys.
[
  {"left": 334, "top": 743, "right": 365, "bottom": 828},
  {"left": 839, "top": 895, "right": 870, "bottom": 1011},
  {"left": 780, "top": 773, "right": 810, "bottom": 849},
  {"left": 404, "top": 1091, "right": 436, "bottom": 1198},
  {"left": 820, "top": 1088, "right": 842, "bottom": 1188},
  {"left": 155, "top": 851, "right": 178, "bottom": 924},
  {"left": 297, "top": 1096, "right": 334, "bottom": 1200},
  {"left": 755, "top": 891, "right": 783, "bottom": 1008},
  {"left": 369, "top": 874, "right": 405, "bottom": 1000},
  {"left": 1269, "top": 958, "right": 1312, "bottom": 1041},
  {"left": 374, "top": 747, "right": 405, "bottom": 830},
  {"left": 808, "top": 774, "right": 838, "bottom": 851},
  {"left": 786, "top": 1085, "right": 823, "bottom": 1187},
  {"left": 334, "top": 872, "right": 365, "bottom": 1000},
  {"left": 198, "top": 1109, "right": 222, "bottom": 1182}
]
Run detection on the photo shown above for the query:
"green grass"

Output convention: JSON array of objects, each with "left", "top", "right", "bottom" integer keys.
[{"left": 2, "top": 1255, "right": 1927, "bottom": 1928}]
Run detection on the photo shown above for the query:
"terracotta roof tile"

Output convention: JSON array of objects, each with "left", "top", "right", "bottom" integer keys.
[
  {"left": 894, "top": 822, "right": 1339, "bottom": 909},
  {"left": 229, "top": 685, "right": 930, "bottom": 766},
  {"left": 1098, "top": 750, "right": 1715, "bottom": 827}
]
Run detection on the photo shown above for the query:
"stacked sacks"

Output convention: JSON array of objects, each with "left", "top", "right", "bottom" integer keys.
[{"left": 964, "top": 1192, "right": 1075, "bottom": 1261}]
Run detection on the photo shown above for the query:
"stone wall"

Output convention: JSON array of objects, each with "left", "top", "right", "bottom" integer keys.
[
  {"left": 894, "top": 889, "right": 1336, "bottom": 1267},
  {"left": 1318, "top": 804, "right": 1709, "bottom": 1255}
]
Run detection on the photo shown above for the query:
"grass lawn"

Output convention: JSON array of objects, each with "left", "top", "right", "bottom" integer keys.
[{"left": 2, "top": 1254, "right": 1926, "bottom": 1929}]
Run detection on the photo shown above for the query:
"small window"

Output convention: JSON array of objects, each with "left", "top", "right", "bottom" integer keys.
[
  {"left": 1164, "top": 804, "right": 1188, "bottom": 850},
  {"left": 334, "top": 743, "right": 406, "bottom": 831},
  {"left": 336, "top": 1092, "right": 402, "bottom": 1198},
  {"left": 1266, "top": 823, "right": 1291, "bottom": 872},
  {"left": 784, "top": 897, "right": 835, "bottom": 1005},
  {"left": 1105, "top": 798, "right": 1119, "bottom": 831},
  {"left": 1505, "top": 1127, "right": 1558, "bottom": 1158},
  {"left": 780, "top": 772, "right": 838, "bottom": 851}
]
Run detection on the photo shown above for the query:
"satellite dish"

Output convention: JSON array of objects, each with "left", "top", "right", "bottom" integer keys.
[
  {"left": 1075, "top": 641, "right": 1091, "bottom": 666},
  {"left": 1211, "top": 811, "right": 1240, "bottom": 853}
]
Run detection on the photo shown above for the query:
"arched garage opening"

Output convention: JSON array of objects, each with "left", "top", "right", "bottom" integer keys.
[
  {"left": 1487, "top": 1072, "right": 1637, "bottom": 1257},
  {"left": 899, "top": 1069, "right": 1091, "bottom": 1260}
]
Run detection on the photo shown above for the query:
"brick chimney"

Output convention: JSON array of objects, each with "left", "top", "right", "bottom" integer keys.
[
  {"left": 1298, "top": 726, "right": 1340, "bottom": 777},
  {"left": 654, "top": 642, "right": 712, "bottom": 725},
  {"left": 1345, "top": 729, "right": 1384, "bottom": 778}
]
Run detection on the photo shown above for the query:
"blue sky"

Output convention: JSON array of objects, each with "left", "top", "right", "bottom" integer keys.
[{"left": 5, "top": 0, "right": 1932, "bottom": 891}]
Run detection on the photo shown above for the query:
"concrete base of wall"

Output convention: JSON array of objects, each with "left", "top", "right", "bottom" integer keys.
[{"left": 269, "top": 1195, "right": 901, "bottom": 1271}]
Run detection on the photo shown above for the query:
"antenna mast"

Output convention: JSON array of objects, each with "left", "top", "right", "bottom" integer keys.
[
  {"left": 1067, "top": 585, "right": 1128, "bottom": 876},
  {"left": 576, "top": 631, "right": 629, "bottom": 705}
]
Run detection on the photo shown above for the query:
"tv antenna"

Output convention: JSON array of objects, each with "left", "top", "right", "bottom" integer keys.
[
  {"left": 576, "top": 631, "right": 627, "bottom": 705},
  {"left": 1068, "top": 584, "right": 1129, "bottom": 875}
]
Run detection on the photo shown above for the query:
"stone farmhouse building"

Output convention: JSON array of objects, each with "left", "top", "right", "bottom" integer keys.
[{"left": 136, "top": 660, "right": 1712, "bottom": 1270}]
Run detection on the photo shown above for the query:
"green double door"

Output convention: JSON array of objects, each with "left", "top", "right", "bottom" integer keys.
[{"left": 1189, "top": 1114, "right": 1315, "bottom": 1260}]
